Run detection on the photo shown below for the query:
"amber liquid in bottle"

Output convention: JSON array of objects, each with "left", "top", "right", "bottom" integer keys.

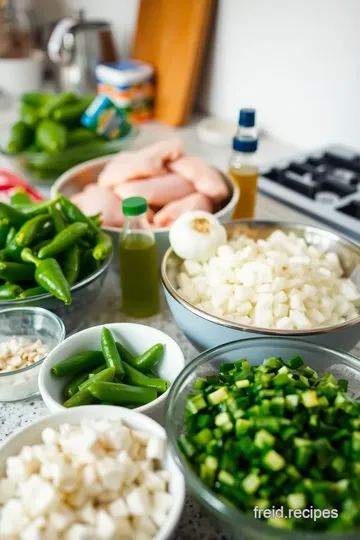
[{"left": 230, "top": 166, "right": 259, "bottom": 219}]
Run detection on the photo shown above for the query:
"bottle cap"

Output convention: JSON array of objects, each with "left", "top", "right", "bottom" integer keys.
[
  {"left": 122, "top": 196, "right": 148, "bottom": 216},
  {"left": 233, "top": 136, "right": 258, "bottom": 153},
  {"left": 239, "top": 108, "right": 256, "bottom": 127}
]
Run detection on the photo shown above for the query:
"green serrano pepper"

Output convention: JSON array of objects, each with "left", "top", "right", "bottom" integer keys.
[
  {"left": 122, "top": 361, "right": 170, "bottom": 393},
  {"left": 51, "top": 350, "right": 104, "bottom": 377},
  {"left": 101, "top": 327, "right": 125, "bottom": 379},
  {"left": 15, "top": 215, "right": 51, "bottom": 248},
  {"left": 0, "top": 218, "right": 11, "bottom": 248},
  {"left": 76, "top": 367, "right": 115, "bottom": 392},
  {"left": 21, "top": 248, "right": 71, "bottom": 305},
  {"left": 5, "top": 227, "right": 23, "bottom": 262},
  {"left": 92, "top": 231, "right": 113, "bottom": 261},
  {"left": 88, "top": 381, "right": 157, "bottom": 406},
  {"left": 14, "top": 198, "right": 59, "bottom": 217},
  {"left": 0, "top": 203, "right": 28, "bottom": 229},
  {"left": 63, "top": 387, "right": 95, "bottom": 408},
  {"left": 10, "top": 192, "right": 32, "bottom": 206},
  {"left": 0, "top": 282, "right": 23, "bottom": 299},
  {"left": 43, "top": 91, "right": 77, "bottom": 117},
  {"left": 38, "top": 222, "right": 88, "bottom": 259},
  {"left": 7, "top": 121, "right": 33, "bottom": 153},
  {"left": 17, "top": 285, "right": 46, "bottom": 299},
  {"left": 0, "top": 261, "right": 34, "bottom": 282},
  {"left": 64, "top": 371, "right": 91, "bottom": 399},
  {"left": 115, "top": 341, "right": 136, "bottom": 366},
  {"left": 53, "top": 98, "right": 93, "bottom": 123},
  {"left": 63, "top": 367, "right": 115, "bottom": 408},
  {"left": 132, "top": 343, "right": 164, "bottom": 372},
  {"left": 50, "top": 205, "right": 66, "bottom": 234},
  {"left": 59, "top": 196, "right": 99, "bottom": 235},
  {"left": 62, "top": 244, "right": 80, "bottom": 285}
]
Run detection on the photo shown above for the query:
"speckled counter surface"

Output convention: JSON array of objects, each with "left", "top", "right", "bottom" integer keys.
[
  {"left": 0, "top": 266, "right": 233, "bottom": 540},
  {"left": 1, "top": 264, "right": 359, "bottom": 540}
]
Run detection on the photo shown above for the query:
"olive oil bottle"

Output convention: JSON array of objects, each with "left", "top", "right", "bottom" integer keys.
[{"left": 119, "top": 197, "right": 159, "bottom": 318}]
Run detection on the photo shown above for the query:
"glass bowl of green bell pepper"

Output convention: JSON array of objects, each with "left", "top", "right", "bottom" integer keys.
[{"left": 165, "top": 337, "right": 360, "bottom": 540}]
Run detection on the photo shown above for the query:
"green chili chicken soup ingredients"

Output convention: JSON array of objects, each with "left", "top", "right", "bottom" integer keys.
[
  {"left": 51, "top": 327, "right": 170, "bottom": 408},
  {"left": 0, "top": 336, "right": 48, "bottom": 373},
  {"left": 0, "top": 195, "right": 112, "bottom": 304},
  {"left": 0, "top": 419, "right": 172, "bottom": 539},
  {"left": 180, "top": 354, "right": 360, "bottom": 532}
]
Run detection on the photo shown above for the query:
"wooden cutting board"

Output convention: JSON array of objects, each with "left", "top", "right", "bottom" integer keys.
[{"left": 132, "top": 0, "right": 214, "bottom": 126}]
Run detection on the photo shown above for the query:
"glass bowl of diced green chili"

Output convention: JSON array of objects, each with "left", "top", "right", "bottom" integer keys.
[{"left": 165, "top": 337, "right": 360, "bottom": 539}]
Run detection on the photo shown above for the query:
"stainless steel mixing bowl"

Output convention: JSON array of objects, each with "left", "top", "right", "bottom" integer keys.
[{"left": 161, "top": 221, "right": 360, "bottom": 351}]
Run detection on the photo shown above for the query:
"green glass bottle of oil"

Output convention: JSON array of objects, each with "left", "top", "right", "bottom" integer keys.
[{"left": 119, "top": 197, "right": 159, "bottom": 318}]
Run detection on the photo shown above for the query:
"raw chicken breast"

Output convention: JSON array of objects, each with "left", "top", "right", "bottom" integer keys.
[
  {"left": 71, "top": 184, "right": 124, "bottom": 227},
  {"left": 98, "top": 138, "right": 184, "bottom": 188},
  {"left": 114, "top": 174, "right": 195, "bottom": 207},
  {"left": 169, "top": 155, "right": 229, "bottom": 202},
  {"left": 153, "top": 192, "right": 213, "bottom": 228}
]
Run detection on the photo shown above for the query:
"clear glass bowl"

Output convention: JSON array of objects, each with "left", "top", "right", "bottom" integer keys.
[
  {"left": 165, "top": 337, "right": 360, "bottom": 540},
  {"left": 0, "top": 255, "right": 112, "bottom": 335},
  {"left": 0, "top": 127, "right": 139, "bottom": 184},
  {"left": 0, "top": 307, "right": 65, "bottom": 401}
]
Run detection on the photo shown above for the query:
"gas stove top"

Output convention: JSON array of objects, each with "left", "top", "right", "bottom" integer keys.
[{"left": 259, "top": 145, "right": 360, "bottom": 242}]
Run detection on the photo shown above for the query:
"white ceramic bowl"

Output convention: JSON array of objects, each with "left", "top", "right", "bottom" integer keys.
[
  {"left": 51, "top": 155, "right": 239, "bottom": 262},
  {"left": 39, "top": 323, "right": 185, "bottom": 424},
  {"left": 0, "top": 405, "right": 185, "bottom": 540}
]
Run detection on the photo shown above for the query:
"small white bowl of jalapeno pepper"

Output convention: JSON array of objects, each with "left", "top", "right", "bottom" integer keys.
[{"left": 39, "top": 322, "right": 186, "bottom": 424}]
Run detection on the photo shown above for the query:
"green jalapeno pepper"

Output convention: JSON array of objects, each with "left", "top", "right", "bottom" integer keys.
[
  {"left": 21, "top": 92, "right": 51, "bottom": 107},
  {"left": 0, "top": 261, "right": 34, "bottom": 282},
  {"left": 50, "top": 205, "right": 66, "bottom": 234},
  {"left": 14, "top": 198, "right": 59, "bottom": 218},
  {"left": 20, "top": 102, "right": 41, "bottom": 128},
  {"left": 38, "top": 222, "right": 88, "bottom": 259},
  {"left": 0, "top": 218, "right": 10, "bottom": 249},
  {"left": 101, "top": 327, "right": 125, "bottom": 379},
  {"left": 17, "top": 285, "right": 46, "bottom": 299},
  {"left": 59, "top": 196, "right": 99, "bottom": 235},
  {"left": 51, "top": 350, "right": 104, "bottom": 377},
  {"left": 0, "top": 282, "right": 23, "bottom": 299},
  {"left": 0, "top": 203, "right": 28, "bottom": 229},
  {"left": 5, "top": 227, "right": 23, "bottom": 262},
  {"left": 67, "top": 127, "right": 97, "bottom": 145},
  {"left": 92, "top": 230, "right": 113, "bottom": 261},
  {"left": 36, "top": 119, "right": 67, "bottom": 153},
  {"left": 88, "top": 381, "right": 157, "bottom": 406},
  {"left": 53, "top": 97, "right": 94, "bottom": 123},
  {"left": 10, "top": 192, "right": 32, "bottom": 206},
  {"left": 7, "top": 121, "right": 33, "bottom": 153},
  {"left": 122, "top": 361, "right": 169, "bottom": 393},
  {"left": 62, "top": 244, "right": 80, "bottom": 285},
  {"left": 79, "top": 249, "right": 100, "bottom": 280},
  {"left": 131, "top": 343, "right": 164, "bottom": 372},
  {"left": 15, "top": 215, "right": 51, "bottom": 248},
  {"left": 42, "top": 91, "right": 77, "bottom": 117},
  {"left": 21, "top": 248, "right": 71, "bottom": 305}
]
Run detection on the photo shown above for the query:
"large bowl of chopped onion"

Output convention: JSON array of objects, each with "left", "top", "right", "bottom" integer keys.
[{"left": 161, "top": 221, "right": 360, "bottom": 351}]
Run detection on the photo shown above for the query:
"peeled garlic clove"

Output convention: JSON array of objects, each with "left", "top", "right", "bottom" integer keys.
[{"left": 169, "top": 211, "right": 227, "bottom": 262}]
